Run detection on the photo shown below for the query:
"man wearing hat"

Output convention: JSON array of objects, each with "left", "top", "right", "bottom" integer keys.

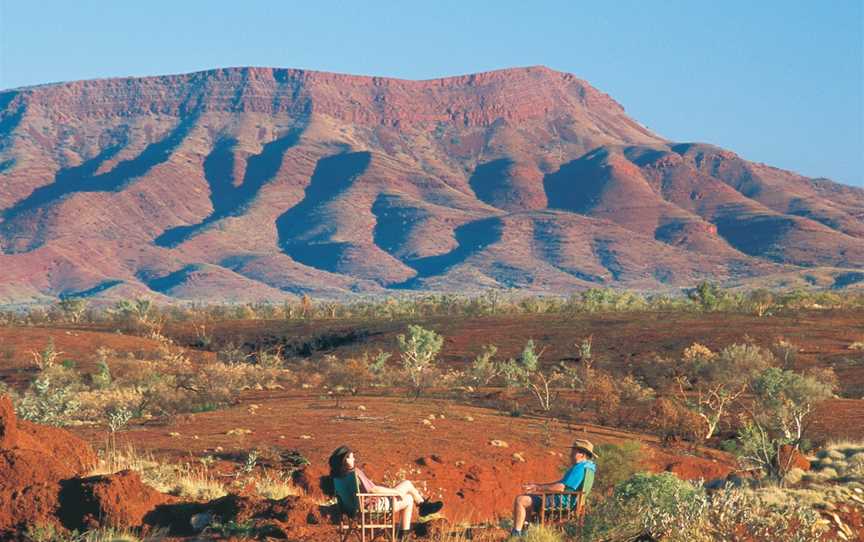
[{"left": 509, "top": 439, "right": 597, "bottom": 537}]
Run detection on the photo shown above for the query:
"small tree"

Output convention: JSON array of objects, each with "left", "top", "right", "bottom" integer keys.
[
  {"left": 688, "top": 281, "right": 724, "bottom": 311},
  {"left": 512, "top": 340, "right": 561, "bottom": 412},
  {"left": 58, "top": 297, "right": 88, "bottom": 324},
  {"left": 397, "top": 325, "right": 443, "bottom": 398},
  {"left": 300, "top": 294, "right": 314, "bottom": 319},
  {"left": 593, "top": 441, "right": 643, "bottom": 494},
  {"left": 29, "top": 338, "right": 63, "bottom": 370},
  {"left": 676, "top": 343, "right": 772, "bottom": 440},
  {"left": 737, "top": 367, "right": 836, "bottom": 482},
  {"left": 750, "top": 367, "right": 836, "bottom": 443},
  {"left": 469, "top": 344, "right": 500, "bottom": 386},
  {"left": 772, "top": 338, "right": 798, "bottom": 370},
  {"left": 112, "top": 297, "right": 159, "bottom": 333},
  {"left": 747, "top": 289, "right": 775, "bottom": 317}
]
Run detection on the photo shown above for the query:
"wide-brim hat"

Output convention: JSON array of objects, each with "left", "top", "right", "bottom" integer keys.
[{"left": 568, "top": 439, "right": 597, "bottom": 458}]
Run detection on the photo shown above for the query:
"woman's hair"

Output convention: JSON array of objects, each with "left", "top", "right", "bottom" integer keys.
[
  {"left": 329, "top": 445, "right": 353, "bottom": 477},
  {"left": 321, "top": 445, "right": 353, "bottom": 496}
]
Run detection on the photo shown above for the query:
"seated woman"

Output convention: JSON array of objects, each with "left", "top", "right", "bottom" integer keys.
[{"left": 324, "top": 445, "right": 444, "bottom": 539}]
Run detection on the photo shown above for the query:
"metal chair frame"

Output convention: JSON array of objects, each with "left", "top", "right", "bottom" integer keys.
[
  {"left": 336, "top": 473, "right": 399, "bottom": 542},
  {"left": 529, "top": 467, "right": 594, "bottom": 527},
  {"left": 532, "top": 490, "right": 588, "bottom": 526}
]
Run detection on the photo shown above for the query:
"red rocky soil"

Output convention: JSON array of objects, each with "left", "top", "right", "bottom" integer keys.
[
  {"left": 0, "top": 395, "right": 96, "bottom": 536},
  {"left": 71, "top": 393, "right": 735, "bottom": 524}
]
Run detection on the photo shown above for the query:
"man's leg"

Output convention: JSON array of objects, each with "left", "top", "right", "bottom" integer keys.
[{"left": 513, "top": 494, "right": 534, "bottom": 532}]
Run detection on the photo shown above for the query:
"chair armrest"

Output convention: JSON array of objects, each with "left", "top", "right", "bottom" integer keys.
[{"left": 527, "top": 491, "right": 584, "bottom": 497}]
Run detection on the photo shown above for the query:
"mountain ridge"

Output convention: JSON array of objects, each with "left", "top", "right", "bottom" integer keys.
[{"left": 0, "top": 66, "right": 862, "bottom": 304}]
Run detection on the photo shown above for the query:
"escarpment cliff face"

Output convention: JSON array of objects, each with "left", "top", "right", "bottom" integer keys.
[{"left": 0, "top": 65, "right": 862, "bottom": 303}]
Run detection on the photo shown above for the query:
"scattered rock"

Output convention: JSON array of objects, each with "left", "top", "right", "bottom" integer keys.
[
  {"left": 357, "top": 405, "right": 367, "bottom": 411},
  {"left": 168, "top": 432, "right": 181, "bottom": 438},
  {"left": 300, "top": 435, "right": 312, "bottom": 440},
  {"left": 490, "top": 440, "right": 509, "bottom": 448},
  {"left": 463, "top": 416, "right": 474, "bottom": 422},
  {"left": 190, "top": 511, "right": 214, "bottom": 532},
  {"left": 512, "top": 452, "right": 526, "bottom": 463},
  {"left": 417, "top": 455, "right": 445, "bottom": 467},
  {"left": 226, "top": 428, "right": 253, "bottom": 436}
]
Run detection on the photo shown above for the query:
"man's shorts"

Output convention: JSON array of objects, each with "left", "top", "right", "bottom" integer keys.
[{"left": 530, "top": 494, "right": 574, "bottom": 513}]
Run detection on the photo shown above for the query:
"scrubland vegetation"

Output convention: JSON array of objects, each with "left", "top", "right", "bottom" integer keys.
[
  {"left": 3, "top": 283, "right": 864, "bottom": 328},
  {"left": 1, "top": 284, "right": 863, "bottom": 540}
]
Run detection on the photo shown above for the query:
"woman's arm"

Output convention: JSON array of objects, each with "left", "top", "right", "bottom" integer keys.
[{"left": 369, "top": 485, "right": 402, "bottom": 495}]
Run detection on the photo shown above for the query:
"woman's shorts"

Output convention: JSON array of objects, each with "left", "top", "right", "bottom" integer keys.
[{"left": 366, "top": 496, "right": 393, "bottom": 512}]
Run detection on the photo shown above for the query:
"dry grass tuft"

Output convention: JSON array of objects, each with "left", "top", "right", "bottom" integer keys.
[
  {"left": 254, "top": 470, "right": 301, "bottom": 500},
  {"left": 91, "top": 442, "right": 227, "bottom": 500}
]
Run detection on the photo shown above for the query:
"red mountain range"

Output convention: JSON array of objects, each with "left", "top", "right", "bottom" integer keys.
[{"left": 1, "top": 66, "right": 862, "bottom": 303}]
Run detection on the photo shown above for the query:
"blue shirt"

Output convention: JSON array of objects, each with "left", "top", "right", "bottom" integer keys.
[{"left": 560, "top": 460, "right": 596, "bottom": 491}]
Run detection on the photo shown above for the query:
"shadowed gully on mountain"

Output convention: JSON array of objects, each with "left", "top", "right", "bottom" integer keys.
[
  {"left": 276, "top": 151, "right": 372, "bottom": 272},
  {"left": 391, "top": 216, "right": 504, "bottom": 289},
  {"left": 155, "top": 125, "right": 304, "bottom": 248},
  {"left": 6, "top": 115, "right": 197, "bottom": 222}
]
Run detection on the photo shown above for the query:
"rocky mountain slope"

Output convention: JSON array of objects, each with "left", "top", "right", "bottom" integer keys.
[{"left": 1, "top": 66, "right": 862, "bottom": 303}]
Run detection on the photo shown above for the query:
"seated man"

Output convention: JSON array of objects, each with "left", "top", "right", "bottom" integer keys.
[{"left": 510, "top": 439, "right": 597, "bottom": 537}]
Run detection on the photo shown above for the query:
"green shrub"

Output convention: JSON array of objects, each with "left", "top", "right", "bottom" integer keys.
[
  {"left": 397, "top": 325, "right": 443, "bottom": 397},
  {"left": 578, "top": 472, "right": 707, "bottom": 541},
  {"left": 572, "top": 473, "right": 829, "bottom": 542},
  {"left": 593, "top": 441, "right": 643, "bottom": 494},
  {"left": 16, "top": 373, "right": 82, "bottom": 426}
]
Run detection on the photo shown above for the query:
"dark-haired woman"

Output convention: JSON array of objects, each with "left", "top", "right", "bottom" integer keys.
[{"left": 326, "top": 445, "right": 443, "bottom": 539}]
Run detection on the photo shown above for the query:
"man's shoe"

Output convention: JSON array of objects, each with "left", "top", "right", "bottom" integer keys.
[
  {"left": 397, "top": 530, "right": 413, "bottom": 541},
  {"left": 509, "top": 528, "right": 524, "bottom": 538},
  {"left": 418, "top": 500, "right": 443, "bottom": 516}
]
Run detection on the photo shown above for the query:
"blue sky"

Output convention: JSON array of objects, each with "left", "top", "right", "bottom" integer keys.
[{"left": 1, "top": 0, "right": 861, "bottom": 186}]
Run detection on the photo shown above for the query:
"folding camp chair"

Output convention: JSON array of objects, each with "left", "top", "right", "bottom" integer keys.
[
  {"left": 530, "top": 468, "right": 594, "bottom": 527},
  {"left": 334, "top": 471, "right": 399, "bottom": 542}
]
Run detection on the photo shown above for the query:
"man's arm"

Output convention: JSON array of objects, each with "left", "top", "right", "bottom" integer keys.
[
  {"left": 523, "top": 481, "right": 566, "bottom": 493},
  {"left": 525, "top": 464, "right": 586, "bottom": 493}
]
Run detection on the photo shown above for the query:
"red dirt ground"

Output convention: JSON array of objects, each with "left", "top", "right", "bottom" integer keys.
[
  {"left": 0, "top": 396, "right": 98, "bottom": 536},
  {"left": 71, "top": 392, "right": 734, "bottom": 524},
  {"left": 1, "top": 310, "right": 862, "bottom": 538}
]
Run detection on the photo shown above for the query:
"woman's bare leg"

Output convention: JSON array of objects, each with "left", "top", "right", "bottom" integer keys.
[
  {"left": 394, "top": 480, "right": 424, "bottom": 503},
  {"left": 393, "top": 494, "right": 414, "bottom": 530}
]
